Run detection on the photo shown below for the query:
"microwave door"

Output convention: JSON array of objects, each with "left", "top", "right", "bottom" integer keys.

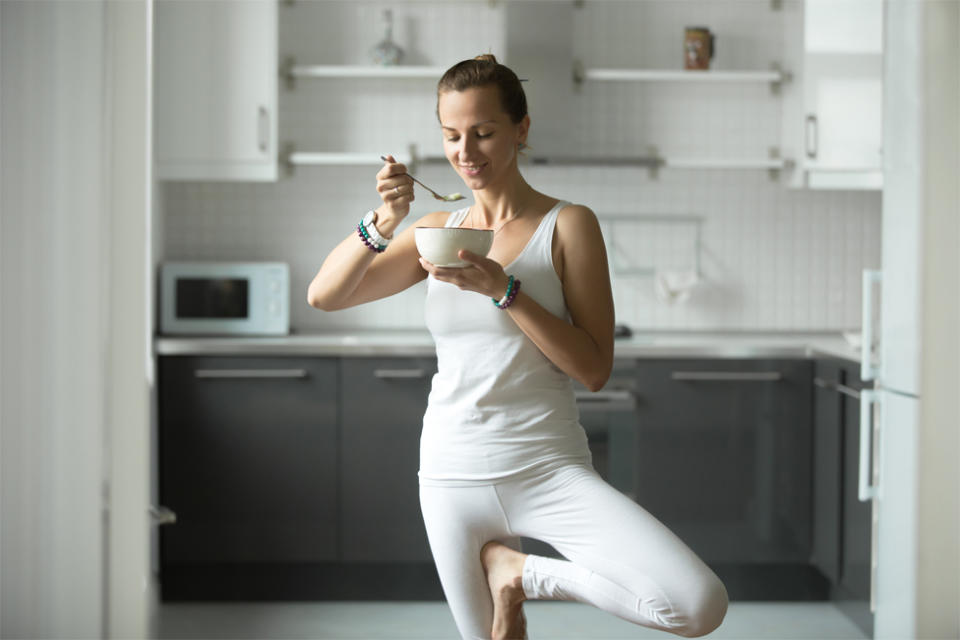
[{"left": 176, "top": 277, "right": 250, "bottom": 320}]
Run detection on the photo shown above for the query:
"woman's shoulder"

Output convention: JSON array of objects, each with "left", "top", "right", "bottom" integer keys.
[{"left": 554, "top": 202, "right": 600, "bottom": 235}]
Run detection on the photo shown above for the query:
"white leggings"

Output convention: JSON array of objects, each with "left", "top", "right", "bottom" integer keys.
[{"left": 419, "top": 463, "right": 728, "bottom": 639}]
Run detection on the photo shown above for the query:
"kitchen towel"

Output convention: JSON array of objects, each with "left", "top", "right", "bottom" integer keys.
[{"left": 654, "top": 269, "right": 701, "bottom": 305}]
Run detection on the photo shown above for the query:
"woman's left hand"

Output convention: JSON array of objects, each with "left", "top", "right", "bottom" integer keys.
[{"left": 419, "top": 250, "right": 512, "bottom": 300}]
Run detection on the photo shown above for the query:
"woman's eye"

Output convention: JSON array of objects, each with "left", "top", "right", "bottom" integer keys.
[
  {"left": 476, "top": 132, "right": 493, "bottom": 139},
  {"left": 445, "top": 137, "right": 459, "bottom": 142}
]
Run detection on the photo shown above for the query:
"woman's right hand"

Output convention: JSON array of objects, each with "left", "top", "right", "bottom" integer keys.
[{"left": 376, "top": 155, "right": 415, "bottom": 223}]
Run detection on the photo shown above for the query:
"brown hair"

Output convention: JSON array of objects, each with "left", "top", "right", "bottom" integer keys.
[{"left": 436, "top": 54, "right": 528, "bottom": 124}]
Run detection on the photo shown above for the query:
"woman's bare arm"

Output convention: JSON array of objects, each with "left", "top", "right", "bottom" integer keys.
[
  {"left": 503, "top": 205, "right": 615, "bottom": 390},
  {"left": 307, "top": 155, "right": 448, "bottom": 311},
  {"left": 307, "top": 209, "right": 447, "bottom": 311}
]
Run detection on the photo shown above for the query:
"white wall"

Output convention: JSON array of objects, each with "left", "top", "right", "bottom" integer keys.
[
  {"left": 161, "top": 0, "right": 881, "bottom": 333},
  {"left": 1, "top": 2, "right": 109, "bottom": 635},
  {"left": 1, "top": 1, "right": 152, "bottom": 637}
]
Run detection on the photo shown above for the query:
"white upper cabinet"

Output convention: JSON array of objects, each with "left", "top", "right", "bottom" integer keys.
[
  {"left": 782, "top": 0, "right": 883, "bottom": 189},
  {"left": 155, "top": 0, "right": 278, "bottom": 182}
]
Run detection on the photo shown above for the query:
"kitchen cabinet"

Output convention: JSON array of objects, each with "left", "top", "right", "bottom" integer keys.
[
  {"left": 154, "top": 0, "right": 278, "bottom": 181},
  {"left": 811, "top": 359, "right": 845, "bottom": 583},
  {"left": 158, "top": 356, "right": 338, "bottom": 572},
  {"left": 632, "top": 359, "right": 818, "bottom": 597},
  {"left": 811, "top": 358, "right": 873, "bottom": 635},
  {"left": 782, "top": 0, "right": 883, "bottom": 189},
  {"left": 836, "top": 361, "right": 873, "bottom": 636},
  {"left": 155, "top": 350, "right": 862, "bottom": 602},
  {"left": 339, "top": 357, "right": 437, "bottom": 563}
]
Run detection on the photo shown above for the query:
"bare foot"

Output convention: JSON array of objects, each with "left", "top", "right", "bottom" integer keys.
[{"left": 480, "top": 541, "right": 528, "bottom": 640}]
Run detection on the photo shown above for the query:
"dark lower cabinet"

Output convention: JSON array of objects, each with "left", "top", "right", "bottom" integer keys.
[
  {"left": 812, "top": 360, "right": 845, "bottom": 584},
  {"left": 157, "top": 352, "right": 869, "bottom": 605},
  {"left": 632, "top": 358, "right": 819, "bottom": 599},
  {"left": 339, "top": 357, "right": 437, "bottom": 563},
  {"left": 837, "top": 363, "right": 874, "bottom": 635},
  {"left": 158, "top": 356, "right": 339, "bottom": 599},
  {"left": 812, "top": 358, "right": 874, "bottom": 636}
]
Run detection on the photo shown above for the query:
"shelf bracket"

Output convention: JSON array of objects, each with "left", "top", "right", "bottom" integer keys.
[
  {"left": 767, "top": 147, "right": 796, "bottom": 182},
  {"left": 572, "top": 59, "right": 585, "bottom": 91},
  {"left": 769, "top": 62, "right": 788, "bottom": 95},
  {"left": 281, "top": 55, "right": 297, "bottom": 92},
  {"left": 646, "top": 145, "right": 661, "bottom": 180},
  {"left": 280, "top": 142, "right": 296, "bottom": 178}
]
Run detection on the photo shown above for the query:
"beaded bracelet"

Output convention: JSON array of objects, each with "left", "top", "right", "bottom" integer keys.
[
  {"left": 362, "top": 212, "right": 389, "bottom": 247},
  {"left": 492, "top": 276, "right": 521, "bottom": 310},
  {"left": 357, "top": 222, "right": 387, "bottom": 253}
]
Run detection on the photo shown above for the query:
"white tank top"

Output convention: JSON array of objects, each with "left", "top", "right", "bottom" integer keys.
[{"left": 419, "top": 200, "right": 592, "bottom": 485}]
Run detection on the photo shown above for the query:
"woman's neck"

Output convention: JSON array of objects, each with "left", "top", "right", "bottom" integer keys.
[{"left": 471, "top": 176, "right": 537, "bottom": 226}]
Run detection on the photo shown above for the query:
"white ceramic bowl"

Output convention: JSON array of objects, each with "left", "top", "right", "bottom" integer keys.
[{"left": 414, "top": 227, "right": 494, "bottom": 268}]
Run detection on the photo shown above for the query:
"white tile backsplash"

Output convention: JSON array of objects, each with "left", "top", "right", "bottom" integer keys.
[{"left": 161, "top": 0, "right": 881, "bottom": 333}]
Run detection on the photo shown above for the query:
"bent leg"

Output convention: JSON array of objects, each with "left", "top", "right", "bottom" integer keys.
[
  {"left": 502, "top": 465, "right": 728, "bottom": 637},
  {"left": 419, "top": 483, "right": 519, "bottom": 640}
]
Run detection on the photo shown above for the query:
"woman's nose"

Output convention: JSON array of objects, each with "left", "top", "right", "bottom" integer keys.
[{"left": 458, "top": 135, "right": 477, "bottom": 158}]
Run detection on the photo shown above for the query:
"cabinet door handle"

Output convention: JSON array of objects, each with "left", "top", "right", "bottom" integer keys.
[
  {"left": 373, "top": 368, "right": 428, "bottom": 379},
  {"left": 670, "top": 371, "right": 782, "bottom": 382},
  {"left": 258, "top": 105, "right": 269, "bottom": 153},
  {"left": 813, "top": 377, "right": 862, "bottom": 400},
  {"left": 813, "top": 376, "right": 834, "bottom": 389},
  {"left": 194, "top": 368, "right": 308, "bottom": 379},
  {"left": 805, "top": 114, "right": 818, "bottom": 159}
]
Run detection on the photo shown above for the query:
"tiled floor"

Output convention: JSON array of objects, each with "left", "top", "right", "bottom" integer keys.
[{"left": 152, "top": 601, "right": 870, "bottom": 639}]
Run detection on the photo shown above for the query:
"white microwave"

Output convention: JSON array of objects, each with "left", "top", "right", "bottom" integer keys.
[{"left": 159, "top": 262, "right": 290, "bottom": 335}]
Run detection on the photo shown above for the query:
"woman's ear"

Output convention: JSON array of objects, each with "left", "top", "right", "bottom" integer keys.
[{"left": 517, "top": 114, "right": 531, "bottom": 147}]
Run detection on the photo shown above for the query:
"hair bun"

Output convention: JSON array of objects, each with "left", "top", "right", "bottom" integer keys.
[{"left": 473, "top": 53, "right": 498, "bottom": 64}]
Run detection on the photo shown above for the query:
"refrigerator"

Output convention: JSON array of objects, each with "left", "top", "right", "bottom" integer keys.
[{"left": 867, "top": 2, "right": 953, "bottom": 637}]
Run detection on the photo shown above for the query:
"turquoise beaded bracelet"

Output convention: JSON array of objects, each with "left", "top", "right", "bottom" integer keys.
[
  {"left": 357, "top": 221, "right": 387, "bottom": 253},
  {"left": 492, "top": 275, "right": 520, "bottom": 310}
]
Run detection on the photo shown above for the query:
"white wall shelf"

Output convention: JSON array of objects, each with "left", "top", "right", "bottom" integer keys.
[
  {"left": 281, "top": 58, "right": 445, "bottom": 89},
  {"left": 573, "top": 61, "right": 789, "bottom": 93}
]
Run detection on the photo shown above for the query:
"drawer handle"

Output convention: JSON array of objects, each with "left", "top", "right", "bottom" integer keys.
[
  {"left": 373, "top": 368, "right": 428, "bottom": 379},
  {"left": 671, "top": 371, "right": 782, "bottom": 382},
  {"left": 194, "top": 368, "right": 308, "bottom": 379},
  {"left": 813, "top": 377, "right": 862, "bottom": 400},
  {"left": 149, "top": 505, "right": 177, "bottom": 526},
  {"left": 574, "top": 390, "right": 634, "bottom": 402},
  {"left": 575, "top": 390, "right": 635, "bottom": 411}
]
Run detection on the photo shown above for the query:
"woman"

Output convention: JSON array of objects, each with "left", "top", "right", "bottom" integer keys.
[{"left": 308, "top": 54, "right": 728, "bottom": 640}]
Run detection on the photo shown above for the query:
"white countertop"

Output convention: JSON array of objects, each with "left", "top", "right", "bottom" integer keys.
[{"left": 154, "top": 330, "right": 863, "bottom": 363}]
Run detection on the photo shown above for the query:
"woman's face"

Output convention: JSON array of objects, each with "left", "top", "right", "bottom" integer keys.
[{"left": 437, "top": 85, "right": 529, "bottom": 192}]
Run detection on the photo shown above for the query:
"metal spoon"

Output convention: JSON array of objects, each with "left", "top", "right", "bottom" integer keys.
[{"left": 380, "top": 155, "right": 465, "bottom": 202}]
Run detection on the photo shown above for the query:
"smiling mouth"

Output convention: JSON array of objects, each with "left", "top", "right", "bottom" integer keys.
[{"left": 459, "top": 163, "right": 486, "bottom": 174}]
